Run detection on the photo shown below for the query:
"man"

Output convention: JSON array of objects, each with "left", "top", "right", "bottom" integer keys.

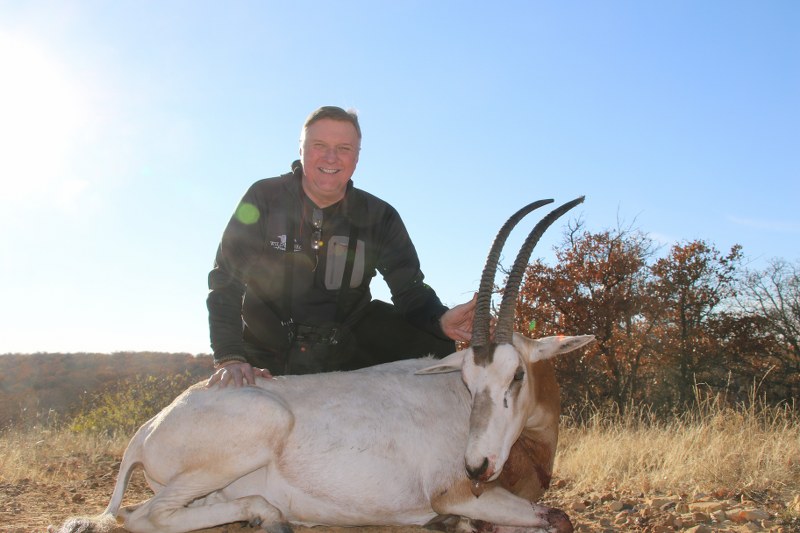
[{"left": 207, "top": 106, "right": 476, "bottom": 386}]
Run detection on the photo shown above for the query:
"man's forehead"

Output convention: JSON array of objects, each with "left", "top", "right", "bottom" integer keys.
[{"left": 305, "top": 119, "right": 360, "bottom": 141}]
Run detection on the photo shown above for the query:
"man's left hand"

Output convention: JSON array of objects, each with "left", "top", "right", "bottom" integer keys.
[{"left": 440, "top": 293, "right": 477, "bottom": 342}]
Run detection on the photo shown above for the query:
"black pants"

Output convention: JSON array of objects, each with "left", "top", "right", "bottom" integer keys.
[{"left": 243, "top": 300, "right": 455, "bottom": 375}]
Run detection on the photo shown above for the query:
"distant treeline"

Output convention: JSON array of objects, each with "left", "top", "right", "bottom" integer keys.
[
  {"left": 3, "top": 224, "right": 798, "bottom": 427},
  {"left": 515, "top": 223, "right": 799, "bottom": 414},
  {"left": 0, "top": 352, "right": 214, "bottom": 427}
]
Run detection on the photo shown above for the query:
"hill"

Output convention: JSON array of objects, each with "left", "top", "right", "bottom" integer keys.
[{"left": 0, "top": 352, "right": 214, "bottom": 427}]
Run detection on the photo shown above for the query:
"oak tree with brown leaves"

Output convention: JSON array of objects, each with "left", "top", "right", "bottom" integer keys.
[
  {"left": 514, "top": 221, "right": 656, "bottom": 413},
  {"left": 648, "top": 240, "right": 743, "bottom": 406}
]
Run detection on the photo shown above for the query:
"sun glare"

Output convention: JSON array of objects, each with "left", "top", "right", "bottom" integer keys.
[{"left": 0, "top": 31, "right": 90, "bottom": 207}]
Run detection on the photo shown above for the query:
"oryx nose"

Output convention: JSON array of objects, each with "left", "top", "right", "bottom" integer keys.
[{"left": 465, "top": 457, "right": 490, "bottom": 481}]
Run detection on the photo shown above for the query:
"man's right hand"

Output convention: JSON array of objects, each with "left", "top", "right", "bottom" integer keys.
[{"left": 206, "top": 361, "right": 273, "bottom": 388}]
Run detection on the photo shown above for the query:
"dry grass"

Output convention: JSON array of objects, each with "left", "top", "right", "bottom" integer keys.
[
  {"left": 555, "top": 393, "right": 800, "bottom": 500},
  {"left": 0, "top": 425, "right": 128, "bottom": 484},
  {"left": 2, "top": 394, "right": 799, "bottom": 501}
]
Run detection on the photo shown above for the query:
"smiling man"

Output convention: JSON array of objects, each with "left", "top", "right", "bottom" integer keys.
[
  {"left": 300, "top": 114, "right": 360, "bottom": 207},
  {"left": 206, "top": 106, "right": 477, "bottom": 386}
]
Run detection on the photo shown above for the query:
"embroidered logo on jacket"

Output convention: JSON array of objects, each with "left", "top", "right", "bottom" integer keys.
[{"left": 269, "top": 235, "right": 301, "bottom": 252}]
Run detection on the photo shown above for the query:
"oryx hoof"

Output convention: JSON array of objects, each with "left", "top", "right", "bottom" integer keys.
[
  {"left": 262, "top": 521, "right": 293, "bottom": 533},
  {"left": 547, "top": 508, "right": 574, "bottom": 533},
  {"left": 422, "top": 514, "right": 462, "bottom": 532}
]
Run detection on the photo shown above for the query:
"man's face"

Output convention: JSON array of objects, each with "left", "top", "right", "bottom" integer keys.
[{"left": 300, "top": 118, "right": 360, "bottom": 207}]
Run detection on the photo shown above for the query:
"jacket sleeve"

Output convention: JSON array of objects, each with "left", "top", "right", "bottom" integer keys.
[
  {"left": 207, "top": 186, "right": 267, "bottom": 360},
  {"left": 375, "top": 206, "right": 450, "bottom": 339}
]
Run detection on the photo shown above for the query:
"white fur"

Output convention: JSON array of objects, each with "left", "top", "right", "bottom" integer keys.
[{"left": 75, "top": 333, "right": 593, "bottom": 533}]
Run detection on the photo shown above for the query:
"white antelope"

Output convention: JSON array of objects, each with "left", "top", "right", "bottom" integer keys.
[{"left": 53, "top": 198, "right": 592, "bottom": 533}]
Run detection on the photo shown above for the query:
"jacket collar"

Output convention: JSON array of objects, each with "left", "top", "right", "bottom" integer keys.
[{"left": 289, "top": 159, "right": 356, "bottom": 211}]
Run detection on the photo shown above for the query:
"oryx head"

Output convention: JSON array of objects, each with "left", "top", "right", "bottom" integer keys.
[{"left": 418, "top": 197, "right": 593, "bottom": 491}]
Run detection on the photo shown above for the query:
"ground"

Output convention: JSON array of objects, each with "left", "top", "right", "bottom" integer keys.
[{"left": 2, "top": 452, "right": 797, "bottom": 533}]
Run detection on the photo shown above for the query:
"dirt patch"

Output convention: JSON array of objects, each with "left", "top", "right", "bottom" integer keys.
[{"left": 4, "top": 462, "right": 797, "bottom": 533}]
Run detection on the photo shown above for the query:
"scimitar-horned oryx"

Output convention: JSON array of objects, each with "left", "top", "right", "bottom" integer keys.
[{"left": 52, "top": 197, "right": 593, "bottom": 533}]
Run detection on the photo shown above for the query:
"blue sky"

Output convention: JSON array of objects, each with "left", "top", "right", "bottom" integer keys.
[{"left": 1, "top": 1, "right": 797, "bottom": 355}]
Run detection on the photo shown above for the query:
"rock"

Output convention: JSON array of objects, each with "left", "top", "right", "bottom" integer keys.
[
  {"left": 685, "top": 526, "right": 712, "bottom": 533},
  {"left": 731, "top": 508, "right": 771, "bottom": 523},
  {"left": 688, "top": 500, "right": 728, "bottom": 513},
  {"left": 570, "top": 501, "right": 587, "bottom": 512},
  {"left": 646, "top": 497, "right": 674, "bottom": 509},
  {"left": 710, "top": 508, "right": 727, "bottom": 521},
  {"left": 607, "top": 500, "right": 624, "bottom": 512}
]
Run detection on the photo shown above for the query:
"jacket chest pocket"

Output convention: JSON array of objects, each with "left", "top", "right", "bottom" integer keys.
[{"left": 325, "top": 236, "right": 365, "bottom": 289}]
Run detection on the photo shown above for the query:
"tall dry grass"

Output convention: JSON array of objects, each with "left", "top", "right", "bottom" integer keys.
[
  {"left": 0, "top": 423, "right": 129, "bottom": 484},
  {"left": 0, "top": 372, "right": 191, "bottom": 484},
  {"left": 555, "top": 388, "right": 800, "bottom": 500},
  {"left": 2, "top": 385, "right": 799, "bottom": 503}
]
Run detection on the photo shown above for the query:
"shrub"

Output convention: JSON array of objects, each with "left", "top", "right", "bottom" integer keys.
[{"left": 69, "top": 372, "right": 199, "bottom": 436}]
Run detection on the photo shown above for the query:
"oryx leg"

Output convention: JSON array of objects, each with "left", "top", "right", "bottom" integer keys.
[
  {"left": 119, "top": 472, "right": 290, "bottom": 533},
  {"left": 119, "top": 387, "right": 296, "bottom": 533},
  {"left": 431, "top": 486, "right": 572, "bottom": 533}
]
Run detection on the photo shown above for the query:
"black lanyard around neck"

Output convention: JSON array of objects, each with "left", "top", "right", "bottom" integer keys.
[
  {"left": 281, "top": 201, "right": 359, "bottom": 326},
  {"left": 335, "top": 222, "right": 360, "bottom": 324}
]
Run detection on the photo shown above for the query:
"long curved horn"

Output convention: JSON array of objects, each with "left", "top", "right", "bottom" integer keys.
[
  {"left": 471, "top": 199, "right": 554, "bottom": 348},
  {"left": 494, "top": 196, "right": 585, "bottom": 345}
]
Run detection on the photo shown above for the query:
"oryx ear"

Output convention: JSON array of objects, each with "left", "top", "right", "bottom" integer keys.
[
  {"left": 514, "top": 333, "right": 595, "bottom": 363},
  {"left": 415, "top": 349, "right": 467, "bottom": 375}
]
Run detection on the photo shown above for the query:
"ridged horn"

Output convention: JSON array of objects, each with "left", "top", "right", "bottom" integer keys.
[
  {"left": 471, "top": 199, "right": 554, "bottom": 348},
  {"left": 494, "top": 196, "right": 586, "bottom": 345}
]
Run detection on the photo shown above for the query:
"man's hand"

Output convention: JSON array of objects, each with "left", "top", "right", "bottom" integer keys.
[
  {"left": 440, "top": 293, "right": 477, "bottom": 342},
  {"left": 206, "top": 361, "right": 273, "bottom": 388}
]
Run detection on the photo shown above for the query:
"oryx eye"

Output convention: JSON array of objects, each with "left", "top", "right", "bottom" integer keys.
[{"left": 513, "top": 368, "right": 525, "bottom": 382}]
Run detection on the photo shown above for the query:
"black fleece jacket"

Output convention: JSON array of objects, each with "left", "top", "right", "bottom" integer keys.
[{"left": 207, "top": 161, "right": 449, "bottom": 361}]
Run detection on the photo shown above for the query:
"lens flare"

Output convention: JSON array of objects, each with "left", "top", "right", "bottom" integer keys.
[{"left": 235, "top": 202, "right": 260, "bottom": 224}]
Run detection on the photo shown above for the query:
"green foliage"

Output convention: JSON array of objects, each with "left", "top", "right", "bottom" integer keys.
[{"left": 69, "top": 372, "right": 199, "bottom": 436}]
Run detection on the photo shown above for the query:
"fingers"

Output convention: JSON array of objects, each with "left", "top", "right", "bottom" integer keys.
[
  {"left": 238, "top": 364, "right": 253, "bottom": 386},
  {"left": 255, "top": 367, "right": 274, "bottom": 379},
  {"left": 206, "top": 371, "right": 222, "bottom": 387},
  {"left": 206, "top": 362, "right": 273, "bottom": 388},
  {"left": 205, "top": 366, "right": 235, "bottom": 388},
  {"left": 450, "top": 327, "right": 472, "bottom": 342}
]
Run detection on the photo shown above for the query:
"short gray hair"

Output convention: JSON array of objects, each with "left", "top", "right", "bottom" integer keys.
[{"left": 301, "top": 106, "right": 361, "bottom": 141}]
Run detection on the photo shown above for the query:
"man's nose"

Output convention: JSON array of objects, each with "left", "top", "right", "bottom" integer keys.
[{"left": 323, "top": 147, "right": 338, "bottom": 161}]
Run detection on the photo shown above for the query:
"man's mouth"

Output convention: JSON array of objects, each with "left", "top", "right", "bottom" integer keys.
[{"left": 318, "top": 167, "right": 339, "bottom": 175}]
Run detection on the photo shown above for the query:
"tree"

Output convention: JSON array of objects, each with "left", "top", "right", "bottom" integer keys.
[
  {"left": 515, "top": 221, "right": 656, "bottom": 412},
  {"left": 648, "top": 241, "right": 743, "bottom": 405},
  {"left": 736, "top": 258, "right": 800, "bottom": 400}
]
